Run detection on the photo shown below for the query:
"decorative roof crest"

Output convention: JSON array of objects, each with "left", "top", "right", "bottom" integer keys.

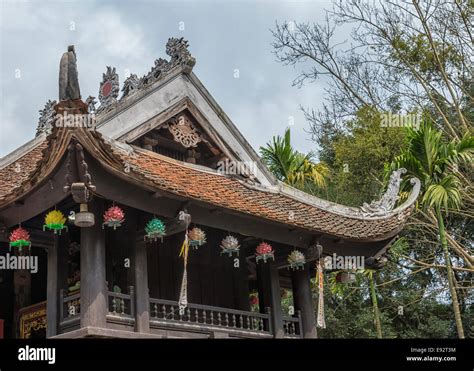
[
  {"left": 98, "top": 66, "right": 119, "bottom": 109},
  {"left": 119, "top": 37, "right": 195, "bottom": 101},
  {"left": 36, "top": 99, "right": 57, "bottom": 136},
  {"left": 121, "top": 73, "right": 140, "bottom": 98},
  {"left": 359, "top": 168, "right": 407, "bottom": 217}
]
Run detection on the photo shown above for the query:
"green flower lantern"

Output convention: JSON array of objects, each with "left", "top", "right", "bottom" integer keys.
[{"left": 145, "top": 217, "right": 166, "bottom": 242}]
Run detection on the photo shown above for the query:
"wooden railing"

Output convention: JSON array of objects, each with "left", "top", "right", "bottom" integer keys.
[
  {"left": 149, "top": 298, "right": 273, "bottom": 337},
  {"left": 58, "top": 289, "right": 302, "bottom": 338},
  {"left": 107, "top": 287, "right": 134, "bottom": 319},
  {"left": 283, "top": 311, "right": 303, "bottom": 338},
  {"left": 59, "top": 290, "right": 80, "bottom": 328}
]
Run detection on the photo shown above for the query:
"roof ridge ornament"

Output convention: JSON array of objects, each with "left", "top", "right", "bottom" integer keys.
[
  {"left": 359, "top": 168, "right": 407, "bottom": 217},
  {"left": 98, "top": 66, "right": 119, "bottom": 111},
  {"left": 121, "top": 73, "right": 140, "bottom": 98},
  {"left": 55, "top": 45, "right": 88, "bottom": 115},
  {"left": 59, "top": 45, "right": 81, "bottom": 101},
  {"left": 166, "top": 37, "right": 195, "bottom": 68},
  {"left": 85, "top": 96, "right": 97, "bottom": 113},
  {"left": 36, "top": 99, "right": 57, "bottom": 136},
  {"left": 119, "top": 37, "right": 195, "bottom": 101}
]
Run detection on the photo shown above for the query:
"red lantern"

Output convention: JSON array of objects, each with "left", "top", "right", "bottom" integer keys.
[
  {"left": 256, "top": 242, "right": 274, "bottom": 263},
  {"left": 9, "top": 227, "right": 31, "bottom": 252},
  {"left": 250, "top": 295, "right": 259, "bottom": 306},
  {"left": 103, "top": 206, "right": 125, "bottom": 230}
]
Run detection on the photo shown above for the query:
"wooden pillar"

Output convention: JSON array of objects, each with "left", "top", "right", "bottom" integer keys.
[
  {"left": 133, "top": 240, "right": 150, "bottom": 332},
  {"left": 80, "top": 198, "right": 107, "bottom": 328},
  {"left": 46, "top": 239, "right": 58, "bottom": 338},
  {"left": 257, "top": 261, "right": 284, "bottom": 338},
  {"left": 292, "top": 264, "right": 317, "bottom": 338},
  {"left": 232, "top": 253, "right": 250, "bottom": 311},
  {"left": 47, "top": 234, "right": 69, "bottom": 337},
  {"left": 13, "top": 270, "right": 31, "bottom": 338}
]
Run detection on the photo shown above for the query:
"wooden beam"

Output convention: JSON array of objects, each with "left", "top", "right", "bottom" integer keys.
[
  {"left": 88, "top": 155, "right": 389, "bottom": 254},
  {"left": 0, "top": 161, "right": 70, "bottom": 227}
]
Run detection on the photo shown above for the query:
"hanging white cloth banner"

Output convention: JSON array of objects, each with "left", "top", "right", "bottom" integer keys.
[
  {"left": 178, "top": 230, "right": 189, "bottom": 312},
  {"left": 317, "top": 260, "right": 326, "bottom": 329}
]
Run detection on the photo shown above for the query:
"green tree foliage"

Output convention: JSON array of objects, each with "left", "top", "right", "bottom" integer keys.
[
  {"left": 260, "top": 127, "right": 329, "bottom": 192},
  {"left": 270, "top": 0, "right": 473, "bottom": 339},
  {"left": 390, "top": 121, "right": 474, "bottom": 338},
  {"left": 318, "top": 106, "right": 407, "bottom": 206}
]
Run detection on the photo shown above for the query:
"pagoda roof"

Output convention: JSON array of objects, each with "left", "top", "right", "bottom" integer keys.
[{"left": 0, "top": 127, "right": 420, "bottom": 242}]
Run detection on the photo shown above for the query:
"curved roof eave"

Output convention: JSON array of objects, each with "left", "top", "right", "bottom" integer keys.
[{"left": 0, "top": 128, "right": 420, "bottom": 241}]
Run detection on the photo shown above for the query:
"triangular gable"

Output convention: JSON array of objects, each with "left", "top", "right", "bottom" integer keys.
[{"left": 95, "top": 69, "right": 276, "bottom": 187}]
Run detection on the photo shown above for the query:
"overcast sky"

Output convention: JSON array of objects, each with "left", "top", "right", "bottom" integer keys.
[{"left": 0, "top": 0, "right": 342, "bottom": 158}]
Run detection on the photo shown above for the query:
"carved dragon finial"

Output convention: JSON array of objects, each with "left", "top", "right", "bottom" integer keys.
[
  {"left": 85, "top": 96, "right": 97, "bottom": 113},
  {"left": 359, "top": 168, "right": 407, "bottom": 217},
  {"left": 36, "top": 99, "right": 57, "bottom": 136},
  {"left": 121, "top": 73, "right": 140, "bottom": 98},
  {"left": 165, "top": 37, "right": 194, "bottom": 65},
  {"left": 119, "top": 37, "right": 195, "bottom": 101}
]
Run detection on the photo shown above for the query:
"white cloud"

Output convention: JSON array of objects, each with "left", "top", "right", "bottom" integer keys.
[
  {"left": 0, "top": 0, "right": 344, "bottom": 159},
  {"left": 0, "top": 96, "right": 34, "bottom": 155},
  {"left": 78, "top": 9, "right": 148, "bottom": 61}
]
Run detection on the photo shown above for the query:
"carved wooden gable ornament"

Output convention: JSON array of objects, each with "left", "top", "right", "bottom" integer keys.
[{"left": 165, "top": 113, "right": 202, "bottom": 148}]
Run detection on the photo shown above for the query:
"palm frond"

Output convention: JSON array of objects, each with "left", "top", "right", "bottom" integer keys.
[{"left": 422, "top": 175, "right": 462, "bottom": 214}]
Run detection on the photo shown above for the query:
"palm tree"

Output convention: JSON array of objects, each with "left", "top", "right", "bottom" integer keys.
[
  {"left": 328, "top": 269, "right": 384, "bottom": 338},
  {"left": 364, "top": 270, "right": 383, "bottom": 339},
  {"left": 390, "top": 122, "right": 473, "bottom": 339},
  {"left": 260, "top": 128, "right": 329, "bottom": 191}
]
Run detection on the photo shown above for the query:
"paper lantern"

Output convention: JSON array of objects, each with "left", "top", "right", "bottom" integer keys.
[
  {"left": 103, "top": 206, "right": 125, "bottom": 230},
  {"left": 220, "top": 235, "right": 240, "bottom": 257},
  {"left": 256, "top": 242, "right": 274, "bottom": 263},
  {"left": 9, "top": 227, "right": 31, "bottom": 251},
  {"left": 287, "top": 250, "right": 306, "bottom": 270},
  {"left": 188, "top": 227, "right": 206, "bottom": 249},
  {"left": 250, "top": 295, "right": 259, "bottom": 306},
  {"left": 145, "top": 218, "right": 166, "bottom": 242},
  {"left": 336, "top": 271, "right": 356, "bottom": 283},
  {"left": 43, "top": 210, "right": 68, "bottom": 234}
]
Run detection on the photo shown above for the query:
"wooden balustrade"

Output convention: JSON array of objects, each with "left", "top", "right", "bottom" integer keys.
[
  {"left": 149, "top": 298, "right": 275, "bottom": 336},
  {"left": 59, "top": 289, "right": 80, "bottom": 328},
  {"left": 107, "top": 286, "right": 135, "bottom": 319},
  {"left": 282, "top": 310, "right": 302, "bottom": 338},
  {"left": 58, "top": 289, "right": 302, "bottom": 338}
]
